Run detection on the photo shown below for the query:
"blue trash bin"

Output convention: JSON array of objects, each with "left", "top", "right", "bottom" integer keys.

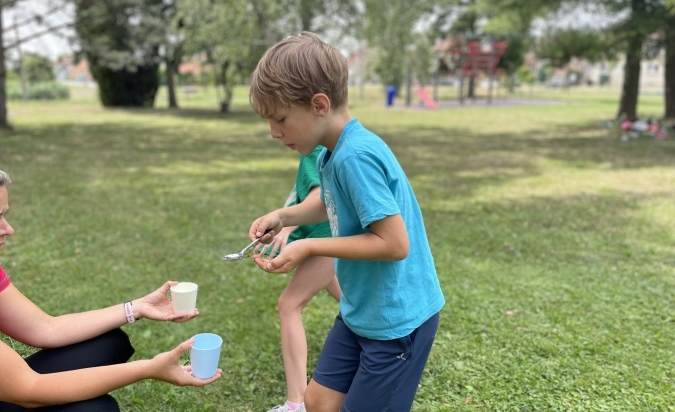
[{"left": 386, "top": 85, "right": 397, "bottom": 107}]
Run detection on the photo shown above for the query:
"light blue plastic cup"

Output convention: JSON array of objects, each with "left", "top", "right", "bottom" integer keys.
[{"left": 190, "top": 333, "right": 223, "bottom": 379}]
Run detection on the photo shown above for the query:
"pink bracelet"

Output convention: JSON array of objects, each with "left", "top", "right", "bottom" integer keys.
[{"left": 124, "top": 301, "right": 136, "bottom": 324}]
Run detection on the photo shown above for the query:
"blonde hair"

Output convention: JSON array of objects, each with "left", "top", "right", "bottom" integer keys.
[
  {"left": 249, "top": 31, "right": 349, "bottom": 118},
  {"left": 0, "top": 170, "right": 10, "bottom": 188}
]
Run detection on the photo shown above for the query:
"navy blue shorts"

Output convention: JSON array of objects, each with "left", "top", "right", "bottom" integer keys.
[{"left": 311, "top": 312, "right": 440, "bottom": 412}]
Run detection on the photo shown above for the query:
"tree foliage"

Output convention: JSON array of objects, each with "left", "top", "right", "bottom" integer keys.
[
  {"left": 1, "top": 0, "right": 674, "bottom": 124},
  {"left": 664, "top": 1, "right": 675, "bottom": 120},
  {"left": 0, "top": 0, "right": 72, "bottom": 128},
  {"left": 176, "top": 0, "right": 262, "bottom": 111},
  {"left": 73, "top": 0, "right": 165, "bottom": 107},
  {"left": 608, "top": 0, "right": 667, "bottom": 119},
  {"left": 536, "top": 29, "right": 611, "bottom": 67},
  {"left": 16, "top": 52, "right": 55, "bottom": 83},
  {"left": 361, "top": 0, "right": 432, "bottom": 90},
  {"left": 177, "top": 0, "right": 359, "bottom": 112}
]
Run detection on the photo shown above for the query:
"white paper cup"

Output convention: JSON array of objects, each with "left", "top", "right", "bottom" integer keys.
[{"left": 170, "top": 282, "right": 198, "bottom": 313}]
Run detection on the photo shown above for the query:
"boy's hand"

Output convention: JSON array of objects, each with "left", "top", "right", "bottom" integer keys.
[
  {"left": 252, "top": 239, "right": 309, "bottom": 273},
  {"left": 256, "top": 226, "right": 295, "bottom": 257},
  {"left": 249, "top": 213, "right": 283, "bottom": 244}
]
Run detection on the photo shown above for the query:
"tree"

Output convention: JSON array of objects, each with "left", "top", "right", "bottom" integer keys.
[
  {"left": 17, "top": 52, "right": 55, "bottom": 83},
  {"left": 160, "top": 0, "right": 181, "bottom": 109},
  {"left": 478, "top": 0, "right": 666, "bottom": 121},
  {"left": 0, "top": 0, "right": 72, "bottom": 129},
  {"left": 611, "top": 0, "right": 665, "bottom": 120},
  {"left": 177, "top": 0, "right": 359, "bottom": 113},
  {"left": 664, "top": 2, "right": 675, "bottom": 120},
  {"left": 177, "top": 0, "right": 257, "bottom": 112},
  {"left": 535, "top": 28, "right": 614, "bottom": 88},
  {"left": 73, "top": 0, "right": 165, "bottom": 107},
  {"left": 536, "top": 29, "right": 609, "bottom": 69},
  {"left": 361, "top": 0, "right": 432, "bottom": 92},
  {"left": 475, "top": 0, "right": 574, "bottom": 84}
]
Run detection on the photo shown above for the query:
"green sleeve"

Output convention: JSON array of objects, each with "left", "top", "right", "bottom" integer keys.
[{"left": 294, "top": 146, "right": 323, "bottom": 203}]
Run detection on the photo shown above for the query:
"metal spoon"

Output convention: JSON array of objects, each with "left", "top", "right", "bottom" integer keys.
[{"left": 221, "top": 229, "right": 273, "bottom": 261}]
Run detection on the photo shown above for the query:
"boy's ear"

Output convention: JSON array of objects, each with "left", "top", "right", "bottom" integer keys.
[{"left": 311, "top": 93, "right": 331, "bottom": 115}]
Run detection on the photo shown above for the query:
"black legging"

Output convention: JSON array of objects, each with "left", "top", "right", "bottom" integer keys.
[{"left": 0, "top": 328, "right": 135, "bottom": 412}]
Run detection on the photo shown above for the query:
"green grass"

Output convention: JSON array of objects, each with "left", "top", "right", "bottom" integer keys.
[{"left": 1, "top": 83, "right": 674, "bottom": 411}]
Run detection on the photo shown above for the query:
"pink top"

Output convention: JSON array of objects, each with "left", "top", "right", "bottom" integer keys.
[{"left": 0, "top": 266, "right": 11, "bottom": 293}]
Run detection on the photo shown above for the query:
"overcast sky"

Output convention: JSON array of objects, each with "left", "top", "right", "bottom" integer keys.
[{"left": 3, "top": 0, "right": 75, "bottom": 61}]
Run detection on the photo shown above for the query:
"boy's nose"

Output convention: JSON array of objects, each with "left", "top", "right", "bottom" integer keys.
[{"left": 269, "top": 127, "right": 282, "bottom": 139}]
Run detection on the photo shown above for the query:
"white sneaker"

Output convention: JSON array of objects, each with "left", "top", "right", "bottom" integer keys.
[{"left": 266, "top": 403, "right": 306, "bottom": 412}]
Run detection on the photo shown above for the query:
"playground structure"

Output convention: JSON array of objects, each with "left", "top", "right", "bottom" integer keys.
[{"left": 433, "top": 35, "right": 509, "bottom": 105}]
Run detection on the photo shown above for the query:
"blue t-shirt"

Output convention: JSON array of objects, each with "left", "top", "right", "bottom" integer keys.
[{"left": 318, "top": 118, "right": 445, "bottom": 340}]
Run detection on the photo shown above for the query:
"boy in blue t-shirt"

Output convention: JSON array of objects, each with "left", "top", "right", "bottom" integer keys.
[{"left": 248, "top": 32, "right": 445, "bottom": 412}]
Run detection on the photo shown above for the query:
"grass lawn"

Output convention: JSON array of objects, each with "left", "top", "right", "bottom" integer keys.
[{"left": 0, "top": 83, "right": 674, "bottom": 411}]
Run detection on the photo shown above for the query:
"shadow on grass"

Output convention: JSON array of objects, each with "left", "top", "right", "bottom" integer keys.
[
  {"left": 111, "top": 106, "right": 264, "bottom": 125},
  {"left": 420, "top": 189, "right": 675, "bottom": 410},
  {"left": 4, "top": 116, "right": 674, "bottom": 208}
]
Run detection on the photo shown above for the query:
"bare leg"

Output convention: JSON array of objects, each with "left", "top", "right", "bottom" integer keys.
[
  {"left": 278, "top": 256, "right": 337, "bottom": 404},
  {"left": 324, "top": 274, "right": 341, "bottom": 302},
  {"left": 304, "top": 379, "right": 345, "bottom": 412}
]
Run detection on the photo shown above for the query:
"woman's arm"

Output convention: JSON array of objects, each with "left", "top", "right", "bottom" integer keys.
[
  {"left": 0, "top": 281, "right": 194, "bottom": 348},
  {"left": 0, "top": 338, "right": 220, "bottom": 408}
]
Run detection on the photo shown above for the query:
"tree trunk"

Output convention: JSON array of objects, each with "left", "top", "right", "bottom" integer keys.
[
  {"left": 166, "top": 59, "right": 178, "bottom": 109},
  {"left": 617, "top": 35, "right": 644, "bottom": 121},
  {"left": 218, "top": 61, "right": 231, "bottom": 113},
  {"left": 467, "top": 75, "right": 475, "bottom": 99},
  {"left": 0, "top": 3, "right": 9, "bottom": 129},
  {"left": 664, "top": 20, "right": 675, "bottom": 121}
]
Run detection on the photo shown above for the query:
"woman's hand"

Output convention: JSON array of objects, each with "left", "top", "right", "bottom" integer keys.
[
  {"left": 134, "top": 281, "right": 198, "bottom": 323},
  {"left": 148, "top": 338, "right": 222, "bottom": 386}
]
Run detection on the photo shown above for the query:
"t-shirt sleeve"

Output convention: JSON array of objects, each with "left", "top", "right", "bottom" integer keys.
[
  {"left": 338, "top": 152, "right": 400, "bottom": 229},
  {"left": 295, "top": 147, "right": 322, "bottom": 202},
  {"left": 0, "top": 266, "right": 11, "bottom": 293}
]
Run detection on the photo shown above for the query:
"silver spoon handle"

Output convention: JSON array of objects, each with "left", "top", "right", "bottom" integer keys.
[
  {"left": 240, "top": 238, "right": 262, "bottom": 254},
  {"left": 240, "top": 228, "right": 274, "bottom": 254}
]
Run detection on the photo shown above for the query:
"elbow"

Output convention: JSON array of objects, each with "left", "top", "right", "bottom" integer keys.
[
  {"left": 18, "top": 400, "right": 48, "bottom": 409},
  {"left": 390, "top": 239, "right": 409, "bottom": 261},
  {"left": 9, "top": 387, "right": 50, "bottom": 409}
]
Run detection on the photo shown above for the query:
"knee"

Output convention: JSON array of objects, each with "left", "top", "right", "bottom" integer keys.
[
  {"left": 304, "top": 386, "right": 319, "bottom": 412},
  {"left": 276, "top": 294, "right": 304, "bottom": 317},
  {"left": 99, "top": 328, "right": 135, "bottom": 363},
  {"left": 88, "top": 395, "right": 120, "bottom": 412},
  {"left": 67, "top": 395, "right": 120, "bottom": 412}
]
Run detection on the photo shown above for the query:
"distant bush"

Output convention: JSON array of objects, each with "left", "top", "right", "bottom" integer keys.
[
  {"left": 90, "top": 63, "right": 158, "bottom": 107},
  {"left": 13, "top": 53, "right": 56, "bottom": 83},
  {"left": 7, "top": 81, "right": 70, "bottom": 101}
]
